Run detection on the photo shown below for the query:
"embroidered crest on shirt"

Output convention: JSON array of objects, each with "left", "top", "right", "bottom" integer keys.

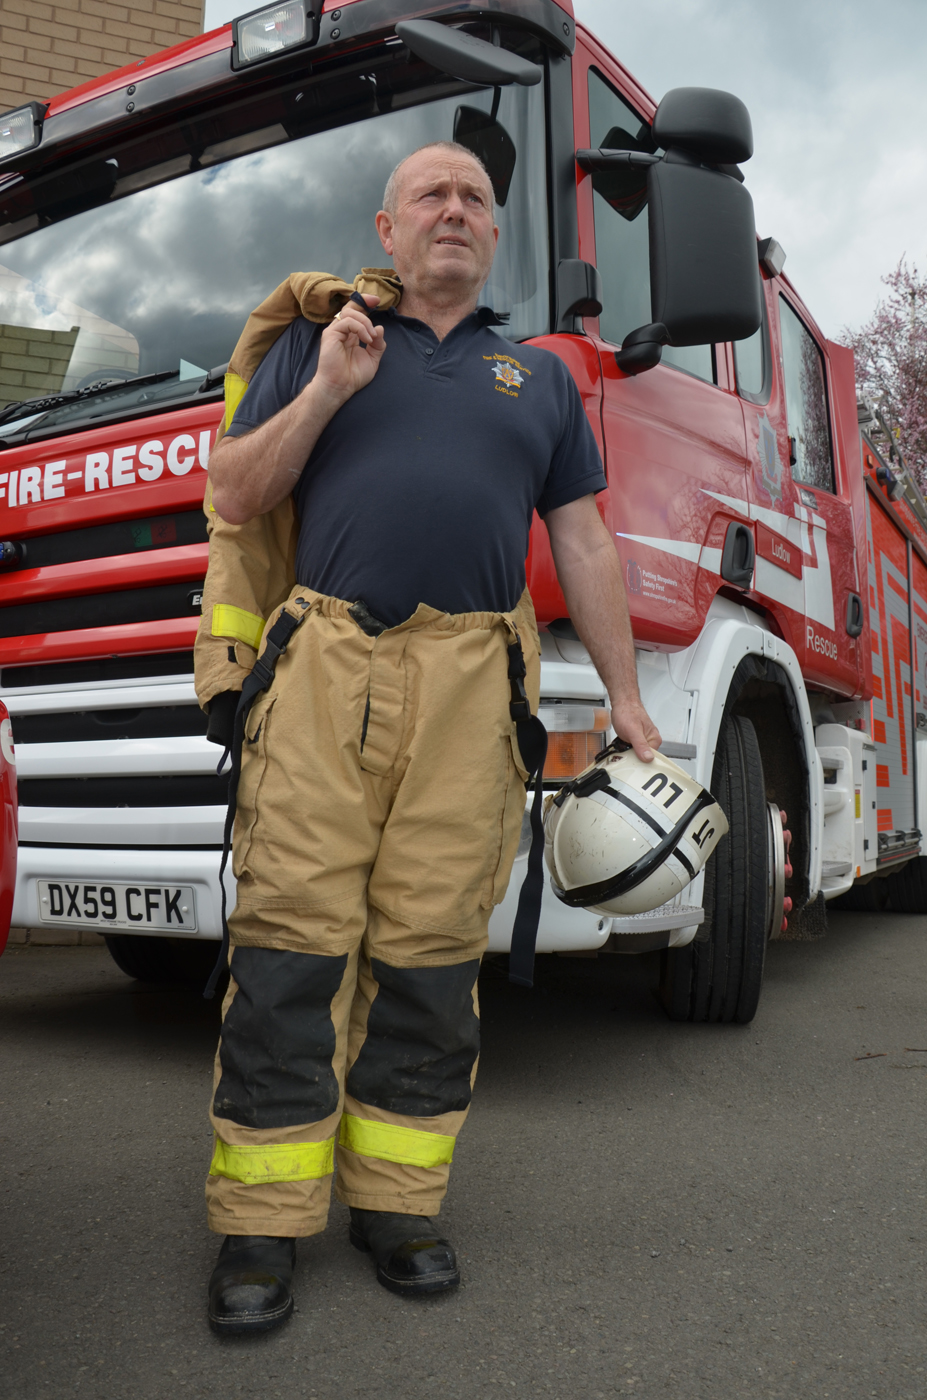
[
  {"left": 483, "top": 353, "right": 531, "bottom": 398},
  {"left": 493, "top": 361, "right": 523, "bottom": 387}
]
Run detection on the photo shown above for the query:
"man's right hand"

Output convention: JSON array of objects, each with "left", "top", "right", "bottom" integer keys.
[
  {"left": 313, "top": 294, "right": 387, "bottom": 404},
  {"left": 209, "top": 296, "right": 387, "bottom": 524}
]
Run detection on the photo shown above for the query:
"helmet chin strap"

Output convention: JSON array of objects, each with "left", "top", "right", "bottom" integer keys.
[
  {"left": 594, "top": 733, "right": 633, "bottom": 763},
  {"left": 552, "top": 763, "right": 612, "bottom": 807},
  {"left": 506, "top": 636, "right": 548, "bottom": 991}
]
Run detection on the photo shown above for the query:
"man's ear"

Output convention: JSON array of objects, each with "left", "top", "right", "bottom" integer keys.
[{"left": 375, "top": 210, "right": 394, "bottom": 255}]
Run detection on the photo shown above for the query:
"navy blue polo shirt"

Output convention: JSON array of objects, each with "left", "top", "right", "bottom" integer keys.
[{"left": 225, "top": 306, "right": 606, "bottom": 627}]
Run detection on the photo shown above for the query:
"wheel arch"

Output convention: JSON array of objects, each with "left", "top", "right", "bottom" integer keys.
[{"left": 677, "top": 614, "right": 824, "bottom": 918}]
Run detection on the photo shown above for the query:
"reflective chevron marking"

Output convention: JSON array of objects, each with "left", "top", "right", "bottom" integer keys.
[
  {"left": 615, "top": 534, "right": 722, "bottom": 575},
  {"left": 617, "top": 489, "right": 836, "bottom": 632}
]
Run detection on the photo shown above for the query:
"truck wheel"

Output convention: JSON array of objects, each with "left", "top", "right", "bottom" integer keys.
[
  {"left": 885, "top": 857, "right": 927, "bottom": 913},
  {"left": 105, "top": 934, "right": 222, "bottom": 990},
  {"left": 659, "top": 713, "right": 769, "bottom": 1024}
]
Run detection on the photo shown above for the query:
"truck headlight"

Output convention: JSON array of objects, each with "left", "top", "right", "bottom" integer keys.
[
  {"left": 0, "top": 102, "right": 44, "bottom": 162},
  {"left": 540, "top": 704, "right": 611, "bottom": 781},
  {"left": 232, "top": 0, "right": 314, "bottom": 68}
]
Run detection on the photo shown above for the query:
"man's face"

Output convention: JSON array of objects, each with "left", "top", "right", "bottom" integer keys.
[{"left": 376, "top": 149, "right": 498, "bottom": 299}]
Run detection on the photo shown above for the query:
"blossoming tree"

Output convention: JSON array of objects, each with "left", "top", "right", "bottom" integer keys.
[{"left": 841, "top": 260, "right": 927, "bottom": 493}]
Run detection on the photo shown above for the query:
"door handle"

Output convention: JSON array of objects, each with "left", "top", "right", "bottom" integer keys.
[
  {"left": 720, "top": 521, "right": 755, "bottom": 588},
  {"left": 846, "top": 591, "right": 864, "bottom": 638}
]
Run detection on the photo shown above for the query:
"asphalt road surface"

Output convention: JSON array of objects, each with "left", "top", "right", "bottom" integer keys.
[{"left": 2, "top": 911, "right": 927, "bottom": 1400}]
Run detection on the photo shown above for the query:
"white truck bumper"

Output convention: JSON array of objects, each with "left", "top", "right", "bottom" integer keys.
[
  {"left": 12, "top": 835, "right": 613, "bottom": 952},
  {"left": 13, "top": 841, "right": 230, "bottom": 940},
  {"left": 488, "top": 850, "right": 611, "bottom": 953}
]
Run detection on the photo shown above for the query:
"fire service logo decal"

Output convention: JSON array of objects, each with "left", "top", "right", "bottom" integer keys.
[{"left": 756, "top": 412, "right": 784, "bottom": 505}]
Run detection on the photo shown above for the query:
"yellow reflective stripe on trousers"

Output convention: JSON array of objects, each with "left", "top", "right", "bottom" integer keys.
[
  {"left": 339, "top": 1114, "right": 455, "bottom": 1168},
  {"left": 211, "top": 603, "right": 265, "bottom": 650},
  {"left": 209, "top": 1136, "right": 334, "bottom": 1184}
]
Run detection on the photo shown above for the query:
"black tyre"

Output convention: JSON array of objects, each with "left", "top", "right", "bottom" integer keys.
[
  {"left": 885, "top": 856, "right": 927, "bottom": 913},
  {"left": 105, "top": 934, "right": 223, "bottom": 990},
  {"left": 659, "top": 713, "right": 768, "bottom": 1024}
]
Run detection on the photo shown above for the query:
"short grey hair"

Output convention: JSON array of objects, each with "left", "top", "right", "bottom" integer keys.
[{"left": 382, "top": 141, "right": 495, "bottom": 216}]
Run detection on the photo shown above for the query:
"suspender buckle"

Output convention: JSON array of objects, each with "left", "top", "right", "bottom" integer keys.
[
  {"left": 509, "top": 692, "right": 532, "bottom": 723},
  {"left": 507, "top": 639, "right": 532, "bottom": 721}
]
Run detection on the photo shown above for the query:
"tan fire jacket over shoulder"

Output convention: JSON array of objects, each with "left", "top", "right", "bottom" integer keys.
[{"left": 195, "top": 267, "right": 403, "bottom": 710}]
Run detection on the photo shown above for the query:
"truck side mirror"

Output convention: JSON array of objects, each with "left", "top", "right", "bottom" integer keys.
[
  {"left": 652, "top": 86, "right": 753, "bottom": 166},
  {"left": 578, "top": 87, "right": 763, "bottom": 374},
  {"left": 647, "top": 87, "right": 761, "bottom": 363},
  {"left": 647, "top": 150, "right": 762, "bottom": 351},
  {"left": 454, "top": 102, "right": 517, "bottom": 206},
  {"left": 396, "top": 20, "right": 541, "bottom": 87}
]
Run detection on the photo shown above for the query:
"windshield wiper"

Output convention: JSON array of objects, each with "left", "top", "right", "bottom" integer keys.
[{"left": 0, "top": 369, "right": 179, "bottom": 427}]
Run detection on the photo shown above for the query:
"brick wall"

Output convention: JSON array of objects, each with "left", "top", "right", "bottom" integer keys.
[
  {"left": 0, "top": 0, "right": 206, "bottom": 115},
  {"left": 0, "top": 322, "right": 79, "bottom": 408}
]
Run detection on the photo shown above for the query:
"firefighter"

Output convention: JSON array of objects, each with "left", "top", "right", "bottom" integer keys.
[{"left": 203, "top": 141, "right": 661, "bottom": 1335}]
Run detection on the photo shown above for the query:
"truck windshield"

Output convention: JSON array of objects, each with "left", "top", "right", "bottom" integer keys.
[{"left": 0, "top": 74, "right": 548, "bottom": 441}]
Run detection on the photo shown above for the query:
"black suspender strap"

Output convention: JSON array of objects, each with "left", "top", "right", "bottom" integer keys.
[
  {"left": 203, "top": 607, "right": 305, "bottom": 1000},
  {"left": 506, "top": 638, "right": 548, "bottom": 990}
]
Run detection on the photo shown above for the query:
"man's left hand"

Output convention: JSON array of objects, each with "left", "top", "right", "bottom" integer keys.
[{"left": 608, "top": 696, "right": 662, "bottom": 763}]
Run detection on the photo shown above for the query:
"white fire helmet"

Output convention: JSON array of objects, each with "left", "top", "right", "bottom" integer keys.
[{"left": 544, "top": 743, "right": 729, "bottom": 916}]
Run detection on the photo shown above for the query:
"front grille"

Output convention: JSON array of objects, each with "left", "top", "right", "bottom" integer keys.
[
  {"left": 8, "top": 509, "right": 207, "bottom": 570},
  {"left": 19, "top": 774, "right": 227, "bottom": 807},
  {"left": 12, "top": 703, "right": 207, "bottom": 744},
  {"left": 0, "top": 581, "right": 204, "bottom": 638},
  {"left": 1, "top": 650, "right": 194, "bottom": 689}
]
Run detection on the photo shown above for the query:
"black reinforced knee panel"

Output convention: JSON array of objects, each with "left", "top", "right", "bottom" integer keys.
[
  {"left": 347, "top": 958, "right": 481, "bottom": 1117},
  {"left": 214, "top": 947, "right": 348, "bottom": 1129}
]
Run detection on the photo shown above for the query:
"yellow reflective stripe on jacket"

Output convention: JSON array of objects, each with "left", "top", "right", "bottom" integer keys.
[
  {"left": 211, "top": 603, "right": 265, "bottom": 650},
  {"left": 223, "top": 370, "right": 249, "bottom": 433},
  {"left": 339, "top": 1114, "right": 455, "bottom": 1168},
  {"left": 209, "top": 1136, "right": 334, "bottom": 1184}
]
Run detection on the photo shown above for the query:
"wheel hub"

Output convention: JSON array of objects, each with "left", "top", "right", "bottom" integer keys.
[{"left": 765, "top": 804, "right": 794, "bottom": 939}]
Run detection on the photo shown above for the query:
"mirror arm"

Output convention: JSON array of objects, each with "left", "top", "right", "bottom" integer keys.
[
  {"left": 556, "top": 259, "right": 604, "bottom": 332},
  {"left": 576, "top": 148, "right": 744, "bottom": 183},
  {"left": 614, "top": 322, "right": 669, "bottom": 376},
  {"left": 716, "top": 162, "right": 745, "bottom": 183},
  {"left": 575, "top": 148, "right": 661, "bottom": 173}
]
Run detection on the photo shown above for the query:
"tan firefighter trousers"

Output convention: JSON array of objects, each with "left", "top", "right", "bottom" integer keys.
[{"left": 206, "top": 585, "right": 540, "bottom": 1237}]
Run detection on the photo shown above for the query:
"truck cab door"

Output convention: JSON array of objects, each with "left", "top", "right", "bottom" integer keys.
[
  {"left": 738, "top": 289, "right": 862, "bottom": 695},
  {"left": 575, "top": 44, "right": 751, "bottom": 650}
]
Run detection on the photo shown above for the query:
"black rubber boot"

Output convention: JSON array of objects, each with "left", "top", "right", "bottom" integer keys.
[
  {"left": 349, "top": 1208, "right": 460, "bottom": 1296},
  {"left": 207, "top": 1235, "right": 296, "bottom": 1335}
]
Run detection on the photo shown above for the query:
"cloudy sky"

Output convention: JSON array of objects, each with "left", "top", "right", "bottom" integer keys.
[{"left": 203, "top": 0, "right": 927, "bottom": 339}]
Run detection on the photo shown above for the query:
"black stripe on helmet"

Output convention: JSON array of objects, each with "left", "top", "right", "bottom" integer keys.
[{"left": 553, "top": 789, "right": 715, "bottom": 909}]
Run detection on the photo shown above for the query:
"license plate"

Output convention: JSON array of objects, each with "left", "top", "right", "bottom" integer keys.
[{"left": 38, "top": 881, "right": 197, "bottom": 933}]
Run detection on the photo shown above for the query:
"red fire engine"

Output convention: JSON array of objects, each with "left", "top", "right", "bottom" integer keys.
[
  {"left": 0, "top": 697, "right": 16, "bottom": 954},
  {"left": 0, "top": 0, "right": 921, "bottom": 1017}
]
